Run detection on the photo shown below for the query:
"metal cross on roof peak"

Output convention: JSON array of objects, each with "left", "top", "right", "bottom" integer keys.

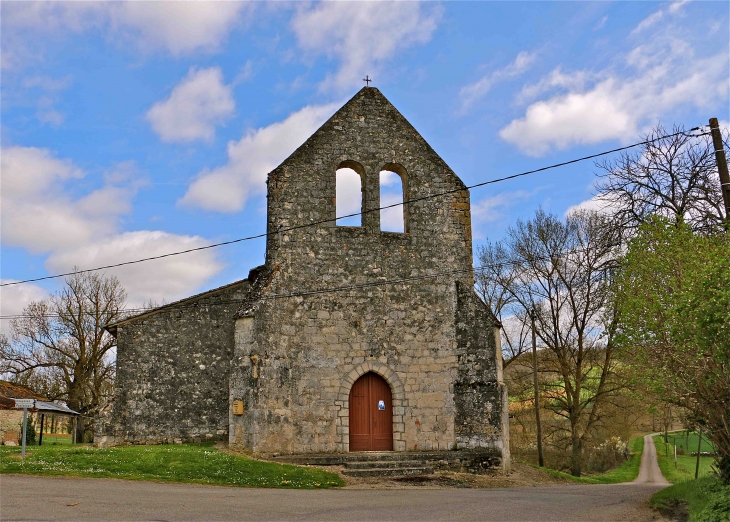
[{"left": 363, "top": 75, "right": 372, "bottom": 86}]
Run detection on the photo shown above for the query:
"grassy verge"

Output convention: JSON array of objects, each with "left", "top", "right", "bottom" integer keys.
[
  {"left": 0, "top": 443, "right": 343, "bottom": 489},
  {"left": 651, "top": 432, "right": 729, "bottom": 521},
  {"left": 652, "top": 476, "right": 730, "bottom": 522},
  {"left": 654, "top": 434, "right": 714, "bottom": 483},
  {"left": 526, "top": 435, "right": 645, "bottom": 484}
]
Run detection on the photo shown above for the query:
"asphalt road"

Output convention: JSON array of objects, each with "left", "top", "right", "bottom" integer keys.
[{"left": 0, "top": 435, "right": 669, "bottom": 522}]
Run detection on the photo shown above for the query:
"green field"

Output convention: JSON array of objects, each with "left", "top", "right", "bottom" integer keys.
[
  {"left": 0, "top": 443, "right": 343, "bottom": 489},
  {"left": 654, "top": 434, "right": 715, "bottom": 483},
  {"left": 662, "top": 431, "right": 716, "bottom": 455}
]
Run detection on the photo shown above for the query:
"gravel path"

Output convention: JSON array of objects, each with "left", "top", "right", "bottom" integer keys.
[{"left": 635, "top": 433, "right": 670, "bottom": 486}]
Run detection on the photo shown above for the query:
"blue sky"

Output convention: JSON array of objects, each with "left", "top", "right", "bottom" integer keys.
[{"left": 1, "top": 0, "right": 728, "bottom": 327}]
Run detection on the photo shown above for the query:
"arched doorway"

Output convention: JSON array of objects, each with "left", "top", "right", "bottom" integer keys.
[{"left": 349, "top": 372, "right": 393, "bottom": 451}]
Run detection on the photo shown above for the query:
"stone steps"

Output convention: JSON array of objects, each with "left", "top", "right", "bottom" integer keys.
[
  {"left": 270, "top": 449, "right": 501, "bottom": 476},
  {"left": 273, "top": 451, "right": 457, "bottom": 466},
  {"left": 342, "top": 465, "right": 434, "bottom": 478},
  {"left": 345, "top": 460, "right": 425, "bottom": 469}
]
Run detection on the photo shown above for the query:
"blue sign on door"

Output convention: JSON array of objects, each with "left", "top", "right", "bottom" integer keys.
[{"left": 378, "top": 400, "right": 385, "bottom": 410}]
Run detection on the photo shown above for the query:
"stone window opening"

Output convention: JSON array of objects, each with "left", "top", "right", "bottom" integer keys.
[
  {"left": 380, "top": 163, "right": 408, "bottom": 233},
  {"left": 335, "top": 161, "right": 365, "bottom": 227}
]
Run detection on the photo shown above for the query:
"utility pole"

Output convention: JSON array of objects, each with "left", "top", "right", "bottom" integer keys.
[
  {"left": 709, "top": 118, "right": 730, "bottom": 222},
  {"left": 531, "top": 309, "right": 544, "bottom": 467},
  {"left": 695, "top": 429, "right": 703, "bottom": 479}
]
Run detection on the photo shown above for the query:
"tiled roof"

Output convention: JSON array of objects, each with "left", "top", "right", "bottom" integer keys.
[{"left": 0, "top": 380, "right": 46, "bottom": 410}]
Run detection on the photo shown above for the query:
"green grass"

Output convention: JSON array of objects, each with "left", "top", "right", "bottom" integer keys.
[
  {"left": 663, "top": 431, "right": 716, "bottom": 454},
  {"left": 36, "top": 434, "right": 72, "bottom": 445},
  {"left": 654, "top": 435, "right": 715, "bottom": 484},
  {"left": 0, "top": 443, "right": 343, "bottom": 489},
  {"left": 651, "top": 432, "right": 728, "bottom": 521},
  {"left": 526, "top": 435, "right": 645, "bottom": 484},
  {"left": 652, "top": 476, "right": 730, "bottom": 522}
]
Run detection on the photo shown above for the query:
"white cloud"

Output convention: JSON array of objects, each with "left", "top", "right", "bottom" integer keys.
[
  {"left": 146, "top": 67, "right": 235, "bottom": 143},
  {"left": 1, "top": 146, "right": 226, "bottom": 309},
  {"left": 515, "top": 68, "right": 595, "bottom": 105},
  {"left": 500, "top": 25, "right": 729, "bottom": 155},
  {"left": 1, "top": 146, "right": 82, "bottom": 196},
  {"left": 471, "top": 190, "right": 537, "bottom": 239},
  {"left": 0, "top": 280, "right": 49, "bottom": 335},
  {"left": 20, "top": 75, "right": 73, "bottom": 126},
  {"left": 107, "top": 2, "right": 250, "bottom": 55},
  {"left": 0, "top": 147, "right": 135, "bottom": 253},
  {"left": 291, "top": 2, "right": 440, "bottom": 92},
  {"left": 1, "top": 1, "right": 250, "bottom": 68},
  {"left": 632, "top": 0, "right": 689, "bottom": 35},
  {"left": 45, "top": 232, "right": 224, "bottom": 307},
  {"left": 36, "top": 109, "right": 65, "bottom": 126},
  {"left": 232, "top": 60, "right": 254, "bottom": 86},
  {"left": 179, "top": 103, "right": 338, "bottom": 213},
  {"left": 632, "top": 10, "right": 665, "bottom": 35},
  {"left": 565, "top": 195, "right": 617, "bottom": 217},
  {"left": 594, "top": 16, "right": 608, "bottom": 31},
  {"left": 459, "top": 51, "right": 536, "bottom": 113}
]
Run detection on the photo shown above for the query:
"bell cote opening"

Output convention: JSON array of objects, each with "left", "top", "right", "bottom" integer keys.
[
  {"left": 336, "top": 160, "right": 364, "bottom": 227},
  {"left": 380, "top": 163, "right": 408, "bottom": 233}
]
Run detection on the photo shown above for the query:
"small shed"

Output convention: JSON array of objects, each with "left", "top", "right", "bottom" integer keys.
[{"left": 0, "top": 381, "right": 79, "bottom": 445}]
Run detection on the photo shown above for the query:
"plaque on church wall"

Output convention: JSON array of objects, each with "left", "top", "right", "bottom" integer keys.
[{"left": 232, "top": 400, "right": 244, "bottom": 415}]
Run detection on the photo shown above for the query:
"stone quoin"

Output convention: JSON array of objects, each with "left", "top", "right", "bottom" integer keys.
[{"left": 97, "top": 87, "right": 510, "bottom": 471}]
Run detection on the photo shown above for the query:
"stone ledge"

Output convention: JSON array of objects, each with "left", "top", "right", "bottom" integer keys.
[{"left": 269, "top": 449, "right": 502, "bottom": 473}]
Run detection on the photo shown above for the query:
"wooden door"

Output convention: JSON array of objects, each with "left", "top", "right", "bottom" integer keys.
[{"left": 349, "top": 372, "right": 393, "bottom": 451}]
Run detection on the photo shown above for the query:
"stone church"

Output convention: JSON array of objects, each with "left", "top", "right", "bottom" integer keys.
[{"left": 98, "top": 87, "right": 509, "bottom": 470}]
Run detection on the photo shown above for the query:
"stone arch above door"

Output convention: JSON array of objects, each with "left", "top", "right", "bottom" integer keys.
[{"left": 335, "top": 361, "right": 406, "bottom": 451}]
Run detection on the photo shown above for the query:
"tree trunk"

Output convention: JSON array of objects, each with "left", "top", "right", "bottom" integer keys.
[
  {"left": 570, "top": 432, "right": 583, "bottom": 477},
  {"left": 75, "top": 417, "right": 84, "bottom": 443}
]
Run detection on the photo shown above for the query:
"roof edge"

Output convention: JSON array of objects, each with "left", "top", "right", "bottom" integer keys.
[{"left": 104, "top": 273, "right": 258, "bottom": 335}]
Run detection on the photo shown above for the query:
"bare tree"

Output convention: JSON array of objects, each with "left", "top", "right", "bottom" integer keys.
[
  {"left": 595, "top": 124, "right": 728, "bottom": 233},
  {"left": 1, "top": 271, "right": 126, "bottom": 441},
  {"left": 475, "top": 243, "right": 531, "bottom": 367},
  {"left": 477, "top": 209, "right": 626, "bottom": 476}
]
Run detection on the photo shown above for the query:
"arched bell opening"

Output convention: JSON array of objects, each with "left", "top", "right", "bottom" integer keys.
[{"left": 336, "top": 160, "right": 365, "bottom": 227}]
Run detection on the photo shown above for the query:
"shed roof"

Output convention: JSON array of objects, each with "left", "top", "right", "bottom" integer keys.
[
  {"left": 0, "top": 381, "right": 79, "bottom": 415},
  {"left": 0, "top": 380, "right": 45, "bottom": 410},
  {"left": 34, "top": 401, "right": 79, "bottom": 416}
]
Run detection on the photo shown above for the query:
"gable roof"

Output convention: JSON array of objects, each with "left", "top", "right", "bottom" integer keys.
[{"left": 270, "top": 87, "right": 466, "bottom": 190}]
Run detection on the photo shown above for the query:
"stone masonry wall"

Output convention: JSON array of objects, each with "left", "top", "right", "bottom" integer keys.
[
  {"left": 230, "top": 88, "right": 505, "bottom": 459},
  {"left": 98, "top": 280, "right": 250, "bottom": 445},
  {"left": 1, "top": 410, "right": 23, "bottom": 442},
  {"left": 454, "top": 282, "right": 506, "bottom": 456}
]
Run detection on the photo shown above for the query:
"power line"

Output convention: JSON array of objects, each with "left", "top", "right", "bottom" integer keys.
[
  {"left": 1, "top": 128, "right": 706, "bottom": 289},
  {"left": 0, "top": 240, "right": 623, "bottom": 320}
]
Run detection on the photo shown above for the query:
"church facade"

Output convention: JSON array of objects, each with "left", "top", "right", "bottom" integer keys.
[{"left": 98, "top": 88, "right": 509, "bottom": 469}]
